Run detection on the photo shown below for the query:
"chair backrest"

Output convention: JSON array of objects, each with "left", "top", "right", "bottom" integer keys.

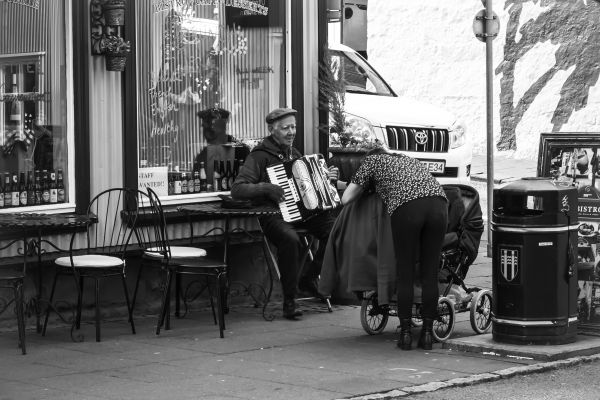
[
  {"left": 133, "top": 187, "right": 171, "bottom": 260},
  {"left": 84, "top": 187, "right": 139, "bottom": 257}
]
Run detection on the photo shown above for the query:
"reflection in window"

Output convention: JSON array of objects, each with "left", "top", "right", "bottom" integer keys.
[
  {"left": 0, "top": 1, "right": 70, "bottom": 208},
  {"left": 136, "top": 1, "right": 286, "bottom": 197}
]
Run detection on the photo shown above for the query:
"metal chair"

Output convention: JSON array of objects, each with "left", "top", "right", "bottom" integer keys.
[
  {"left": 0, "top": 266, "right": 26, "bottom": 354},
  {"left": 262, "top": 227, "right": 333, "bottom": 315},
  {"left": 42, "top": 188, "right": 139, "bottom": 342},
  {"left": 139, "top": 188, "right": 228, "bottom": 338}
]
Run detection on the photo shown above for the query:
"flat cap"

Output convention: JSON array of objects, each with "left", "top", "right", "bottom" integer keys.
[
  {"left": 265, "top": 107, "right": 297, "bottom": 124},
  {"left": 197, "top": 107, "right": 230, "bottom": 121}
]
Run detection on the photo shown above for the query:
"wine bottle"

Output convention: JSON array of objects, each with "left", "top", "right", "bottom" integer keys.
[
  {"left": 34, "top": 170, "right": 42, "bottom": 205},
  {"left": 11, "top": 173, "right": 19, "bottom": 207},
  {"left": 3, "top": 173, "right": 11, "bottom": 208},
  {"left": 56, "top": 169, "right": 65, "bottom": 203},
  {"left": 26, "top": 171, "right": 35, "bottom": 205},
  {"left": 187, "top": 164, "right": 195, "bottom": 194},
  {"left": 0, "top": 173, "right": 4, "bottom": 208},
  {"left": 199, "top": 162, "right": 207, "bottom": 192},
  {"left": 173, "top": 166, "right": 182, "bottom": 194},
  {"left": 19, "top": 172, "right": 27, "bottom": 206},
  {"left": 193, "top": 170, "right": 201, "bottom": 193},
  {"left": 49, "top": 170, "right": 57, "bottom": 203},
  {"left": 41, "top": 170, "right": 50, "bottom": 204},
  {"left": 213, "top": 160, "right": 221, "bottom": 191},
  {"left": 181, "top": 171, "right": 188, "bottom": 194},
  {"left": 220, "top": 160, "right": 228, "bottom": 191}
]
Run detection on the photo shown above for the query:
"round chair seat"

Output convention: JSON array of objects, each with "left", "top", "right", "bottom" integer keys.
[
  {"left": 55, "top": 254, "right": 125, "bottom": 268},
  {"left": 144, "top": 246, "right": 207, "bottom": 259}
]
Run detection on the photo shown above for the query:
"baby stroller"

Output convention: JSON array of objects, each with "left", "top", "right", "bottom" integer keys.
[{"left": 359, "top": 184, "right": 492, "bottom": 342}]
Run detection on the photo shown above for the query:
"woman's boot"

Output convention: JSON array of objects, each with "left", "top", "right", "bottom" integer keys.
[
  {"left": 397, "top": 318, "right": 412, "bottom": 350},
  {"left": 418, "top": 318, "right": 433, "bottom": 350}
]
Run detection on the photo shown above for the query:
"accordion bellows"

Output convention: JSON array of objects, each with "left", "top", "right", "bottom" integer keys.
[{"left": 267, "top": 154, "right": 341, "bottom": 222}]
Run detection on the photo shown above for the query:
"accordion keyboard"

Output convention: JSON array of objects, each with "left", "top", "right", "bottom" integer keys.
[{"left": 267, "top": 163, "right": 302, "bottom": 222}]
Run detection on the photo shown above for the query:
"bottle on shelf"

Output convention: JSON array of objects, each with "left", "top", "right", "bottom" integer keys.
[
  {"left": 213, "top": 159, "right": 221, "bottom": 191},
  {"left": 0, "top": 174, "right": 4, "bottom": 208},
  {"left": 199, "top": 162, "right": 207, "bottom": 192},
  {"left": 181, "top": 171, "right": 188, "bottom": 194},
  {"left": 193, "top": 169, "right": 201, "bottom": 193},
  {"left": 34, "top": 170, "right": 42, "bottom": 205},
  {"left": 19, "top": 172, "right": 27, "bottom": 206},
  {"left": 49, "top": 169, "right": 57, "bottom": 204},
  {"left": 56, "top": 168, "right": 65, "bottom": 203},
  {"left": 26, "top": 171, "right": 35, "bottom": 206},
  {"left": 187, "top": 163, "right": 195, "bottom": 194},
  {"left": 220, "top": 160, "right": 228, "bottom": 191},
  {"left": 11, "top": 173, "right": 19, "bottom": 207},
  {"left": 173, "top": 166, "right": 182, "bottom": 194},
  {"left": 3, "top": 173, "right": 11, "bottom": 208},
  {"left": 167, "top": 165, "right": 174, "bottom": 195},
  {"left": 41, "top": 170, "right": 50, "bottom": 204}
]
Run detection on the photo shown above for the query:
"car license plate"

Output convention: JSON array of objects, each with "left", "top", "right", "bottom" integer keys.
[{"left": 420, "top": 160, "right": 445, "bottom": 174}]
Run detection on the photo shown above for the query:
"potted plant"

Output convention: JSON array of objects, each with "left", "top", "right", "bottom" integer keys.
[
  {"left": 102, "top": 0, "right": 127, "bottom": 26},
  {"left": 100, "top": 36, "right": 131, "bottom": 71},
  {"left": 319, "top": 48, "right": 382, "bottom": 180}
]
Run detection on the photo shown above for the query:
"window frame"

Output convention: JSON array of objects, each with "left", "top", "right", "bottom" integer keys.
[
  {"left": 0, "top": 0, "right": 85, "bottom": 214},
  {"left": 124, "top": 1, "right": 300, "bottom": 205}
]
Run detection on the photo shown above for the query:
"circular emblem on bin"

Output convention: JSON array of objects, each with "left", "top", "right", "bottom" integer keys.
[{"left": 415, "top": 130, "right": 428, "bottom": 145}]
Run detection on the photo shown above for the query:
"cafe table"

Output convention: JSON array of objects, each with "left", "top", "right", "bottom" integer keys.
[
  {"left": 178, "top": 202, "right": 281, "bottom": 320},
  {"left": 0, "top": 212, "right": 93, "bottom": 337}
]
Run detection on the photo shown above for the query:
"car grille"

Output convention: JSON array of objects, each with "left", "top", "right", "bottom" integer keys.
[{"left": 386, "top": 126, "right": 449, "bottom": 153}]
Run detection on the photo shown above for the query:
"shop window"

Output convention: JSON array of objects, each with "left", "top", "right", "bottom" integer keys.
[
  {"left": 135, "top": 0, "right": 286, "bottom": 202},
  {"left": 0, "top": 1, "right": 73, "bottom": 211}
]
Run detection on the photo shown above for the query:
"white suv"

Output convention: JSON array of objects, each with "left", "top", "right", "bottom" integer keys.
[{"left": 328, "top": 43, "right": 472, "bottom": 184}]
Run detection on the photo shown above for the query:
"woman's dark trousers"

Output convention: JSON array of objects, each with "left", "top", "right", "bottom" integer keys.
[{"left": 390, "top": 196, "right": 448, "bottom": 320}]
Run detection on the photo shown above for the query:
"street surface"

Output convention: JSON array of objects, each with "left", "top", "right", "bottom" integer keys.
[{"left": 409, "top": 359, "right": 600, "bottom": 399}]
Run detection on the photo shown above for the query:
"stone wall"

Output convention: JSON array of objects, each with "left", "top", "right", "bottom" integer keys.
[{"left": 366, "top": 0, "right": 600, "bottom": 160}]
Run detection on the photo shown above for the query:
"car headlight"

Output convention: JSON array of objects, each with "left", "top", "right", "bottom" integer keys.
[
  {"left": 344, "top": 113, "right": 378, "bottom": 144},
  {"left": 449, "top": 120, "right": 467, "bottom": 149}
]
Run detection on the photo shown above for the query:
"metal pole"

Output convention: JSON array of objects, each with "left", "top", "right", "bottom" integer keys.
[{"left": 485, "top": 0, "right": 494, "bottom": 257}]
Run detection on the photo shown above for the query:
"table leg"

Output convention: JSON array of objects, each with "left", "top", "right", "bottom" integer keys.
[{"left": 223, "top": 216, "right": 230, "bottom": 314}]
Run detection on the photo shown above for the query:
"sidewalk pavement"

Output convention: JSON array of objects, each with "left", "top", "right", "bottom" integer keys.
[
  {"left": 470, "top": 152, "right": 538, "bottom": 184},
  {"left": 2, "top": 153, "right": 600, "bottom": 400}
]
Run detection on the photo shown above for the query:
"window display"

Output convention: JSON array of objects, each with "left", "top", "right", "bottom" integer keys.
[
  {"left": 135, "top": 0, "right": 285, "bottom": 199},
  {"left": 0, "top": 0, "right": 72, "bottom": 210}
]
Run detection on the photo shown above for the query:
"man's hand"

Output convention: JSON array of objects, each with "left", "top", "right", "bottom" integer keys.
[
  {"left": 327, "top": 165, "right": 339, "bottom": 183},
  {"left": 257, "top": 182, "right": 285, "bottom": 203}
]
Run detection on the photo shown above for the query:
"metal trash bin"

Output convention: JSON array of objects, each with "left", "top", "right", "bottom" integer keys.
[{"left": 492, "top": 178, "right": 579, "bottom": 344}]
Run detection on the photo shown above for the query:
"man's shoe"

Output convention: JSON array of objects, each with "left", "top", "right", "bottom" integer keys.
[
  {"left": 298, "top": 277, "right": 322, "bottom": 299},
  {"left": 283, "top": 299, "right": 302, "bottom": 320}
]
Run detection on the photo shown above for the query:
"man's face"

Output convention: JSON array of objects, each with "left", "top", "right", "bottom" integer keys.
[
  {"left": 270, "top": 115, "right": 296, "bottom": 148},
  {"left": 202, "top": 118, "right": 228, "bottom": 144}
]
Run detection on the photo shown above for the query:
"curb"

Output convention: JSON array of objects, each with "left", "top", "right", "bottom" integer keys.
[{"left": 338, "top": 353, "right": 600, "bottom": 399}]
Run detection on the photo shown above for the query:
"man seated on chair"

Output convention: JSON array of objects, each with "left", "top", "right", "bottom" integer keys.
[{"left": 231, "top": 107, "right": 339, "bottom": 320}]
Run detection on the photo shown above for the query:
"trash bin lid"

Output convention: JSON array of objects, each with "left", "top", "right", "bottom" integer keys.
[{"left": 493, "top": 178, "right": 578, "bottom": 227}]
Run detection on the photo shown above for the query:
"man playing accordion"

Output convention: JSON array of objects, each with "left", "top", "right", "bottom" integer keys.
[{"left": 231, "top": 107, "right": 340, "bottom": 319}]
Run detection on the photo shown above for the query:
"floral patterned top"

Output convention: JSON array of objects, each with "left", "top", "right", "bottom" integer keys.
[{"left": 351, "top": 153, "right": 447, "bottom": 215}]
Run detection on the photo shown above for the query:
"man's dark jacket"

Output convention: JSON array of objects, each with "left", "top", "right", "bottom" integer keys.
[{"left": 231, "top": 135, "right": 302, "bottom": 203}]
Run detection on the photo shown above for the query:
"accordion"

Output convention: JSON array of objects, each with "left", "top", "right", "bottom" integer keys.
[{"left": 267, "top": 154, "right": 341, "bottom": 222}]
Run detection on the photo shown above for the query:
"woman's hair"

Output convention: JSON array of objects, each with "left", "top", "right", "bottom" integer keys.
[{"left": 366, "top": 144, "right": 389, "bottom": 157}]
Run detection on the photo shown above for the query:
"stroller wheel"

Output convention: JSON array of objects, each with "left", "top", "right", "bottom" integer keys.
[
  {"left": 360, "top": 294, "right": 389, "bottom": 335},
  {"left": 470, "top": 289, "right": 493, "bottom": 334},
  {"left": 433, "top": 297, "right": 455, "bottom": 342}
]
